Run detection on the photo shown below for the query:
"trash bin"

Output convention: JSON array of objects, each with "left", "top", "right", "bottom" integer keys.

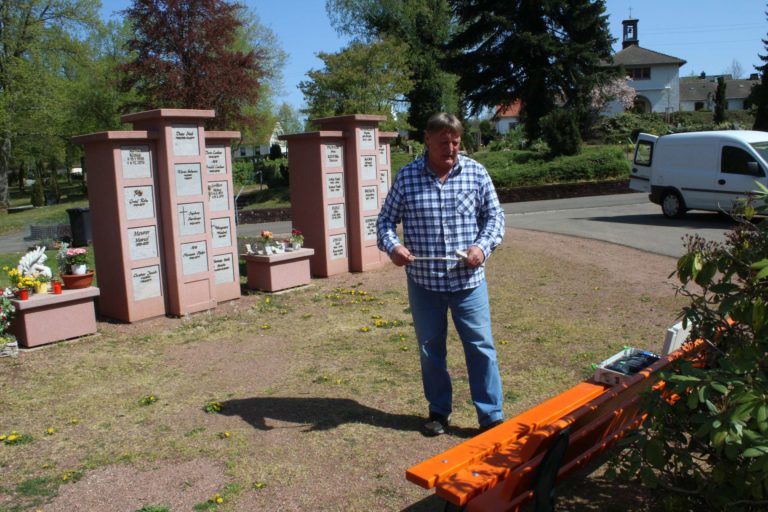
[{"left": 67, "top": 207, "right": 92, "bottom": 247}]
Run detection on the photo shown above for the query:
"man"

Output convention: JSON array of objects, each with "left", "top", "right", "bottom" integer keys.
[{"left": 377, "top": 112, "right": 505, "bottom": 436}]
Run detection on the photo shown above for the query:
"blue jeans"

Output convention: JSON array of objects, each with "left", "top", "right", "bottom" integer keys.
[{"left": 407, "top": 278, "right": 504, "bottom": 427}]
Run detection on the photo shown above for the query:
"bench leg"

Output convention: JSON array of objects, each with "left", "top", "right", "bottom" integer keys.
[{"left": 532, "top": 426, "right": 571, "bottom": 512}]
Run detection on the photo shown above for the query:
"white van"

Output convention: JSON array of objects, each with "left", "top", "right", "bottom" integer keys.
[{"left": 630, "top": 130, "right": 768, "bottom": 217}]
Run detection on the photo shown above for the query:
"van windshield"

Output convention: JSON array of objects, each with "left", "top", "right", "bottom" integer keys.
[{"left": 750, "top": 141, "right": 768, "bottom": 163}]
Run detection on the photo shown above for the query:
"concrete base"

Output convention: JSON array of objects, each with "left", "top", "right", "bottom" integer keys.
[
  {"left": 9, "top": 287, "right": 100, "bottom": 347},
  {"left": 245, "top": 248, "right": 314, "bottom": 292}
]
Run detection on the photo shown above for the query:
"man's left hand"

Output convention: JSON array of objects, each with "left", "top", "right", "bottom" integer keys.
[{"left": 465, "top": 246, "right": 485, "bottom": 268}]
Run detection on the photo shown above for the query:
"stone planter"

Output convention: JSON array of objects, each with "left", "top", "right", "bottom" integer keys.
[{"left": 244, "top": 248, "right": 315, "bottom": 292}]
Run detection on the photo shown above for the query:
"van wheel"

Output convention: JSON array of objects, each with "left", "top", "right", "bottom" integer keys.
[{"left": 661, "top": 191, "right": 686, "bottom": 218}]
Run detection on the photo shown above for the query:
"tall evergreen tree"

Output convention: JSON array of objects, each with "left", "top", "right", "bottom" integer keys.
[
  {"left": 714, "top": 76, "right": 727, "bottom": 124},
  {"left": 118, "top": 0, "right": 268, "bottom": 131},
  {"left": 326, "top": 0, "right": 459, "bottom": 140},
  {"left": 750, "top": 6, "right": 768, "bottom": 131},
  {"left": 446, "top": 0, "right": 619, "bottom": 141}
]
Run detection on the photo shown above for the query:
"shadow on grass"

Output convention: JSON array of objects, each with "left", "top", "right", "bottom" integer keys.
[{"left": 221, "top": 397, "right": 477, "bottom": 438}]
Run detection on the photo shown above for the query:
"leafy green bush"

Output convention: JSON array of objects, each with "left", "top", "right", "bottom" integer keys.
[
  {"left": 612, "top": 183, "right": 768, "bottom": 510},
  {"left": 474, "top": 145, "right": 629, "bottom": 188},
  {"left": 30, "top": 179, "right": 45, "bottom": 207},
  {"left": 232, "top": 159, "right": 253, "bottom": 187},
  {"left": 540, "top": 109, "right": 581, "bottom": 156},
  {"left": 257, "top": 158, "right": 289, "bottom": 188}
]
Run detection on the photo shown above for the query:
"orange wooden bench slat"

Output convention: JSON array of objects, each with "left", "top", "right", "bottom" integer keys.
[{"left": 405, "top": 382, "right": 606, "bottom": 489}]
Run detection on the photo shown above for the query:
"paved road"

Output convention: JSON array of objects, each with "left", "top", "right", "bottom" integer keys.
[
  {"left": 1, "top": 193, "right": 734, "bottom": 257},
  {"left": 503, "top": 193, "right": 732, "bottom": 258}
]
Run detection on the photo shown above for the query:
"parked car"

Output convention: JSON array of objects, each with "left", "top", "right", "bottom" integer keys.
[{"left": 630, "top": 130, "right": 768, "bottom": 217}]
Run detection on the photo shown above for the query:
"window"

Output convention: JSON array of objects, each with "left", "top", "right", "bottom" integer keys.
[
  {"left": 694, "top": 101, "right": 705, "bottom": 111},
  {"left": 634, "top": 140, "right": 653, "bottom": 166},
  {"left": 721, "top": 146, "right": 765, "bottom": 176},
  {"left": 627, "top": 67, "right": 651, "bottom": 80}
]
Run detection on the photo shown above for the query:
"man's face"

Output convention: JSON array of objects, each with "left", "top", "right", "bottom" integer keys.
[{"left": 425, "top": 129, "right": 461, "bottom": 175}]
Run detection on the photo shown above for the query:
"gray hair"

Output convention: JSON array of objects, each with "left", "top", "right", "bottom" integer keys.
[{"left": 425, "top": 112, "right": 464, "bottom": 136}]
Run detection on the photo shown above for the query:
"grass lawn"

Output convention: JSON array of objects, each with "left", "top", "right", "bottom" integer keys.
[{"left": 0, "top": 229, "right": 684, "bottom": 511}]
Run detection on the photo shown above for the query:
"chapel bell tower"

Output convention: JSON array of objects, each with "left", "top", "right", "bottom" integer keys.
[{"left": 622, "top": 18, "right": 639, "bottom": 49}]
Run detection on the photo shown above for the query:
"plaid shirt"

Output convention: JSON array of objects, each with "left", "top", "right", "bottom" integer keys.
[{"left": 377, "top": 153, "right": 505, "bottom": 292}]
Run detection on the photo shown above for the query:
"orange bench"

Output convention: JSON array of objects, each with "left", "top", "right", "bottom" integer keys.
[{"left": 406, "top": 345, "right": 697, "bottom": 511}]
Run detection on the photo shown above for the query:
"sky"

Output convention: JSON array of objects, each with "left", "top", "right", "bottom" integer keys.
[{"left": 99, "top": 0, "right": 767, "bottom": 113}]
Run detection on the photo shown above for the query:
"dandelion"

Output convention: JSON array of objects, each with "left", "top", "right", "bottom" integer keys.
[
  {"left": 46, "top": 427, "right": 55, "bottom": 435},
  {"left": 359, "top": 326, "right": 370, "bottom": 332},
  {"left": 253, "top": 481, "right": 267, "bottom": 490},
  {"left": 260, "top": 324, "right": 270, "bottom": 330},
  {"left": 209, "top": 493, "right": 224, "bottom": 504},
  {"left": 139, "top": 394, "right": 158, "bottom": 406},
  {"left": 204, "top": 400, "right": 223, "bottom": 414},
  {"left": 218, "top": 431, "right": 231, "bottom": 439},
  {"left": 302, "top": 313, "right": 312, "bottom": 319},
  {"left": 500, "top": 340, "right": 509, "bottom": 345},
  {"left": 70, "top": 418, "right": 79, "bottom": 425}
]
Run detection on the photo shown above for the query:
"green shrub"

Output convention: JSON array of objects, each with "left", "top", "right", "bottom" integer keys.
[
  {"left": 30, "top": 178, "right": 45, "bottom": 207},
  {"left": 475, "top": 145, "right": 629, "bottom": 188},
  {"left": 540, "top": 109, "right": 581, "bottom": 156},
  {"left": 232, "top": 159, "right": 253, "bottom": 186},
  {"left": 257, "top": 158, "right": 289, "bottom": 188}
]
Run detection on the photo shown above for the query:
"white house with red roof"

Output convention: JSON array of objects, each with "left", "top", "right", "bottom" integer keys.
[{"left": 494, "top": 100, "right": 522, "bottom": 134}]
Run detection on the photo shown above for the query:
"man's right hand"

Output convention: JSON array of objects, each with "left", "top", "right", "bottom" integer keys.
[{"left": 389, "top": 245, "right": 414, "bottom": 266}]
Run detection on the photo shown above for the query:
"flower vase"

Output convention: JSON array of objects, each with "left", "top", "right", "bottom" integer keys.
[
  {"left": 35, "top": 282, "right": 49, "bottom": 295},
  {"left": 71, "top": 264, "right": 87, "bottom": 275},
  {"left": 259, "top": 242, "right": 274, "bottom": 255},
  {"left": 291, "top": 242, "right": 302, "bottom": 250}
]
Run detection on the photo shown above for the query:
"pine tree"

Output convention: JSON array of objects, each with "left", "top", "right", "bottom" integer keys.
[
  {"left": 446, "top": 0, "right": 619, "bottom": 141},
  {"left": 714, "top": 76, "right": 727, "bottom": 124},
  {"left": 750, "top": 6, "right": 768, "bottom": 131}
]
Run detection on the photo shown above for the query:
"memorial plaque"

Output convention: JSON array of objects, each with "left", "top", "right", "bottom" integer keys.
[
  {"left": 363, "top": 216, "right": 377, "bottom": 241},
  {"left": 378, "top": 144, "right": 388, "bottom": 165},
  {"left": 326, "top": 173, "right": 344, "bottom": 199},
  {"left": 132, "top": 265, "right": 162, "bottom": 301},
  {"left": 330, "top": 234, "right": 347, "bottom": 260},
  {"left": 213, "top": 253, "right": 235, "bottom": 284},
  {"left": 328, "top": 203, "right": 345, "bottom": 230},
  {"left": 178, "top": 202, "right": 205, "bottom": 236},
  {"left": 359, "top": 128, "right": 375, "bottom": 150},
  {"left": 172, "top": 124, "right": 200, "bottom": 156},
  {"left": 324, "top": 143, "right": 343, "bottom": 168},
  {"left": 211, "top": 217, "right": 231, "bottom": 248},
  {"left": 121, "top": 145, "right": 152, "bottom": 179},
  {"left": 181, "top": 241, "right": 208, "bottom": 275},
  {"left": 128, "top": 225, "right": 158, "bottom": 261},
  {"left": 124, "top": 186, "right": 155, "bottom": 220},
  {"left": 362, "top": 186, "right": 378, "bottom": 212},
  {"left": 208, "top": 181, "right": 229, "bottom": 211},
  {"left": 206, "top": 145, "right": 227, "bottom": 174},
  {"left": 360, "top": 155, "right": 376, "bottom": 181},
  {"left": 175, "top": 163, "right": 202, "bottom": 196},
  {"left": 378, "top": 170, "right": 389, "bottom": 196}
]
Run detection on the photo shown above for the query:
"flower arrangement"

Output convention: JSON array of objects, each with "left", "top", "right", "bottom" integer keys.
[
  {"left": 4, "top": 266, "right": 39, "bottom": 292},
  {"left": 56, "top": 244, "right": 88, "bottom": 274},
  {"left": 1, "top": 296, "right": 15, "bottom": 336},
  {"left": 290, "top": 229, "right": 304, "bottom": 247},
  {"left": 260, "top": 230, "right": 273, "bottom": 246}
]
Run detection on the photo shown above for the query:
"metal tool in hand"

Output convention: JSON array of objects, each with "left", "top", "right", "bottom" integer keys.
[{"left": 411, "top": 250, "right": 469, "bottom": 262}]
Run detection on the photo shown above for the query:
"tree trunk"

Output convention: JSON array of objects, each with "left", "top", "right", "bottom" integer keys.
[{"left": 0, "top": 129, "right": 11, "bottom": 210}]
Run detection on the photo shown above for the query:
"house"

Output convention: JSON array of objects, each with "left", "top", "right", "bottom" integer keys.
[
  {"left": 606, "top": 17, "right": 686, "bottom": 115},
  {"left": 679, "top": 74, "right": 759, "bottom": 112},
  {"left": 494, "top": 100, "right": 522, "bottom": 134},
  {"left": 234, "top": 122, "right": 287, "bottom": 159}
]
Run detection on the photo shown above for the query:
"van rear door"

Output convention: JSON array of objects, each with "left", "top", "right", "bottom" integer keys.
[
  {"left": 715, "top": 142, "right": 768, "bottom": 212},
  {"left": 630, "top": 133, "right": 656, "bottom": 192}
]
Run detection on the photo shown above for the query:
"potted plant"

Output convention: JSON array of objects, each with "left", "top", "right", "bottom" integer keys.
[
  {"left": 290, "top": 229, "right": 304, "bottom": 250},
  {"left": 32, "top": 272, "right": 50, "bottom": 294},
  {"left": 259, "top": 230, "right": 275, "bottom": 255},
  {"left": 56, "top": 244, "right": 94, "bottom": 289}
]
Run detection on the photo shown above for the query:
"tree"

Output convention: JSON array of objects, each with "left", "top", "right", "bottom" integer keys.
[
  {"left": 118, "top": 0, "right": 269, "bottom": 131},
  {"left": 726, "top": 58, "right": 744, "bottom": 79},
  {"left": 446, "top": 0, "right": 619, "bottom": 141},
  {"left": 0, "top": 0, "right": 100, "bottom": 209},
  {"left": 750, "top": 7, "right": 768, "bottom": 132},
  {"left": 326, "top": 0, "right": 460, "bottom": 140},
  {"left": 276, "top": 103, "right": 303, "bottom": 135},
  {"left": 613, "top": 184, "right": 768, "bottom": 510},
  {"left": 299, "top": 39, "right": 413, "bottom": 131},
  {"left": 714, "top": 76, "right": 727, "bottom": 124}
]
